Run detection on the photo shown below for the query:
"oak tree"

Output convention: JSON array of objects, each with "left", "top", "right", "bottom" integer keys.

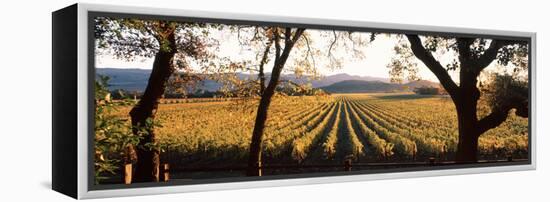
[
  {"left": 231, "top": 28, "right": 370, "bottom": 176},
  {"left": 95, "top": 18, "right": 214, "bottom": 182},
  {"left": 388, "top": 34, "right": 529, "bottom": 162}
]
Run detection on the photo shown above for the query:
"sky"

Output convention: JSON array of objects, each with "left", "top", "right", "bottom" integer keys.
[{"left": 95, "top": 26, "right": 515, "bottom": 83}]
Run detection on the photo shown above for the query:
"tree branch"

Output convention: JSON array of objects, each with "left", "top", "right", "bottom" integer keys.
[
  {"left": 476, "top": 39, "right": 529, "bottom": 71},
  {"left": 457, "top": 38, "right": 475, "bottom": 64},
  {"left": 477, "top": 109, "right": 509, "bottom": 136},
  {"left": 258, "top": 39, "right": 273, "bottom": 95},
  {"left": 279, "top": 28, "right": 305, "bottom": 63},
  {"left": 142, "top": 23, "right": 156, "bottom": 37},
  {"left": 267, "top": 28, "right": 305, "bottom": 89},
  {"left": 302, "top": 35, "right": 317, "bottom": 70},
  {"left": 291, "top": 28, "right": 305, "bottom": 44},
  {"left": 274, "top": 29, "right": 281, "bottom": 62},
  {"left": 477, "top": 99, "right": 528, "bottom": 135},
  {"left": 327, "top": 30, "right": 338, "bottom": 57},
  {"left": 474, "top": 39, "right": 523, "bottom": 72},
  {"left": 406, "top": 34, "right": 459, "bottom": 96},
  {"left": 284, "top": 28, "right": 292, "bottom": 44},
  {"left": 474, "top": 40, "right": 500, "bottom": 71},
  {"left": 240, "top": 66, "right": 260, "bottom": 72}
]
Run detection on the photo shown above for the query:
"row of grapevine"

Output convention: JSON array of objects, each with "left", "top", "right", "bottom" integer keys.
[
  {"left": 352, "top": 101, "right": 447, "bottom": 156},
  {"left": 266, "top": 102, "right": 327, "bottom": 131},
  {"left": 321, "top": 101, "right": 343, "bottom": 160},
  {"left": 264, "top": 103, "right": 334, "bottom": 158},
  {"left": 267, "top": 103, "right": 330, "bottom": 138},
  {"left": 340, "top": 99, "right": 366, "bottom": 160},
  {"left": 362, "top": 99, "right": 456, "bottom": 133},
  {"left": 361, "top": 101, "right": 457, "bottom": 142},
  {"left": 358, "top": 99, "right": 459, "bottom": 153},
  {"left": 345, "top": 99, "right": 394, "bottom": 158},
  {"left": 346, "top": 101, "right": 417, "bottom": 157},
  {"left": 355, "top": 96, "right": 527, "bottom": 156},
  {"left": 291, "top": 102, "right": 339, "bottom": 162}
]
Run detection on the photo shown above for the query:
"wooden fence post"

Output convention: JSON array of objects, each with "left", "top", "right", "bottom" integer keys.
[
  {"left": 344, "top": 159, "right": 352, "bottom": 171},
  {"left": 123, "top": 163, "right": 132, "bottom": 184},
  {"left": 412, "top": 144, "right": 417, "bottom": 161},
  {"left": 256, "top": 162, "right": 262, "bottom": 177},
  {"left": 428, "top": 157, "right": 436, "bottom": 166},
  {"left": 161, "top": 163, "right": 170, "bottom": 182},
  {"left": 441, "top": 145, "right": 447, "bottom": 161}
]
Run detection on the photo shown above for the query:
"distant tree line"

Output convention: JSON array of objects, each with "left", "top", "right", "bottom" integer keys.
[
  {"left": 105, "top": 84, "right": 329, "bottom": 100},
  {"left": 413, "top": 86, "right": 447, "bottom": 95}
]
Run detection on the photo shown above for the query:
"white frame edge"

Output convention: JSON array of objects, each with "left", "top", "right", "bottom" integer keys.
[{"left": 76, "top": 3, "right": 537, "bottom": 199}]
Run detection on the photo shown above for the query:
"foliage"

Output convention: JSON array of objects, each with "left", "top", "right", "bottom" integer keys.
[
  {"left": 481, "top": 73, "right": 529, "bottom": 117},
  {"left": 95, "top": 17, "right": 214, "bottom": 61},
  {"left": 276, "top": 82, "right": 328, "bottom": 96},
  {"left": 94, "top": 75, "right": 139, "bottom": 184},
  {"left": 386, "top": 35, "right": 421, "bottom": 83},
  {"left": 95, "top": 17, "right": 220, "bottom": 95},
  {"left": 413, "top": 86, "right": 444, "bottom": 95},
  {"left": 204, "top": 26, "right": 373, "bottom": 99},
  {"left": 386, "top": 34, "right": 528, "bottom": 83}
]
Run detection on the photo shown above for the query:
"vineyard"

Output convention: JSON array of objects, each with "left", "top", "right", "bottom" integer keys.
[{"left": 107, "top": 93, "right": 528, "bottom": 177}]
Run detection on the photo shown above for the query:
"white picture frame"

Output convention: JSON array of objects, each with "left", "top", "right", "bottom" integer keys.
[{"left": 52, "top": 3, "right": 536, "bottom": 199}]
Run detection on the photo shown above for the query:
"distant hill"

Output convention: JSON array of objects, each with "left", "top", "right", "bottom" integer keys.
[
  {"left": 95, "top": 68, "right": 437, "bottom": 93},
  {"left": 309, "top": 73, "right": 390, "bottom": 87},
  {"left": 321, "top": 80, "right": 401, "bottom": 93},
  {"left": 320, "top": 79, "right": 440, "bottom": 93},
  {"left": 96, "top": 68, "right": 151, "bottom": 92}
]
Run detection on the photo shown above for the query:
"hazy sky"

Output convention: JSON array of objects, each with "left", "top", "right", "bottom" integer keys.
[{"left": 96, "top": 27, "right": 511, "bottom": 83}]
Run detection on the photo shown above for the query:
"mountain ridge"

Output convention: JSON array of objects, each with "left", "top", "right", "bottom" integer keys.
[{"left": 96, "top": 68, "right": 439, "bottom": 93}]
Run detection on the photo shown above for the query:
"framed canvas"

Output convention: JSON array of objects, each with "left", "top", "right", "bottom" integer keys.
[{"left": 52, "top": 3, "right": 536, "bottom": 199}]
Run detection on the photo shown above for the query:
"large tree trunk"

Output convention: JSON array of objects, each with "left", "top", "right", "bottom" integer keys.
[
  {"left": 246, "top": 28, "right": 304, "bottom": 176},
  {"left": 130, "top": 28, "right": 176, "bottom": 182},
  {"left": 454, "top": 95, "right": 481, "bottom": 162},
  {"left": 247, "top": 60, "right": 287, "bottom": 176},
  {"left": 246, "top": 78, "right": 277, "bottom": 176},
  {"left": 455, "top": 129, "right": 479, "bottom": 162},
  {"left": 405, "top": 35, "right": 528, "bottom": 163},
  {"left": 454, "top": 67, "right": 482, "bottom": 163}
]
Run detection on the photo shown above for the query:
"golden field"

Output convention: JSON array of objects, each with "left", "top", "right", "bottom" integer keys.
[{"left": 106, "top": 93, "right": 528, "bottom": 169}]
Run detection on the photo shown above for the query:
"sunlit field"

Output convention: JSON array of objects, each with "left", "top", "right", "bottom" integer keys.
[{"left": 106, "top": 93, "right": 528, "bottom": 178}]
